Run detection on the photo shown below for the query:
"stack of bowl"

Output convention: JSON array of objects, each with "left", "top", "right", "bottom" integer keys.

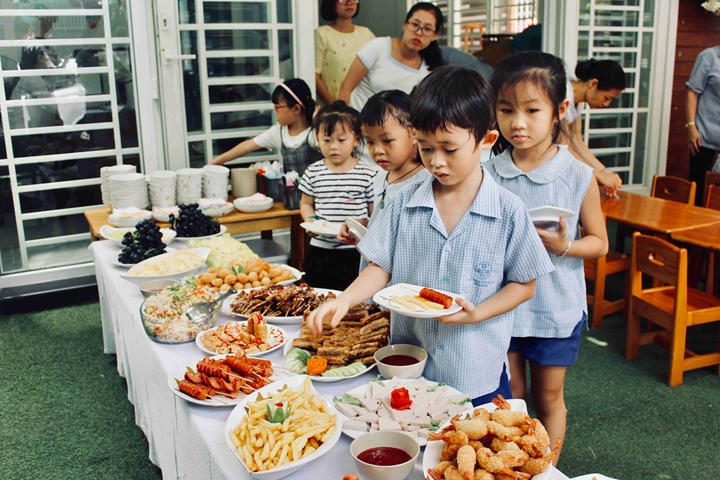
[
  {"left": 148, "top": 170, "right": 177, "bottom": 207},
  {"left": 101, "top": 164, "right": 136, "bottom": 207},
  {"left": 110, "top": 173, "right": 149, "bottom": 209},
  {"left": 176, "top": 168, "right": 203, "bottom": 205},
  {"left": 231, "top": 167, "right": 257, "bottom": 198},
  {"left": 203, "top": 165, "right": 229, "bottom": 201}
]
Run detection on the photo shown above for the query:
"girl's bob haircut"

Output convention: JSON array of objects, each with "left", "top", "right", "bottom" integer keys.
[
  {"left": 575, "top": 59, "right": 626, "bottom": 91},
  {"left": 312, "top": 100, "right": 362, "bottom": 139},
  {"left": 410, "top": 65, "right": 495, "bottom": 147},
  {"left": 360, "top": 90, "right": 413, "bottom": 130}
]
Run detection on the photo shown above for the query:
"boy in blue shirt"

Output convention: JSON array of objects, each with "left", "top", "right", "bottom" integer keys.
[{"left": 307, "top": 66, "right": 554, "bottom": 404}]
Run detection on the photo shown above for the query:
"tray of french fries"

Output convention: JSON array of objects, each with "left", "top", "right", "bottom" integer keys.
[
  {"left": 373, "top": 283, "right": 463, "bottom": 318},
  {"left": 225, "top": 376, "right": 341, "bottom": 479}
]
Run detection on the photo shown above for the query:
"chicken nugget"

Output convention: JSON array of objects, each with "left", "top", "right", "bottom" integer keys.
[
  {"left": 259, "top": 271, "right": 268, "bottom": 280},
  {"left": 244, "top": 282, "right": 253, "bottom": 289},
  {"left": 225, "top": 274, "right": 237, "bottom": 285},
  {"left": 237, "top": 273, "right": 249, "bottom": 284},
  {"left": 248, "top": 272, "right": 258, "bottom": 282},
  {"left": 217, "top": 268, "right": 231, "bottom": 279},
  {"left": 211, "top": 278, "right": 224, "bottom": 287},
  {"left": 261, "top": 277, "right": 271, "bottom": 286},
  {"left": 251, "top": 281, "right": 261, "bottom": 288},
  {"left": 219, "top": 284, "right": 231, "bottom": 292},
  {"left": 234, "top": 283, "right": 243, "bottom": 290},
  {"left": 271, "top": 271, "right": 294, "bottom": 283}
]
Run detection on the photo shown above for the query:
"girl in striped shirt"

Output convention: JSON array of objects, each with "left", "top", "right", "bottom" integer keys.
[
  {"left": 299, "top": 101, "right": 376, "bottom": 290},
  {"left": 486, "top": 52, "right": 608, "bottom": 464}
]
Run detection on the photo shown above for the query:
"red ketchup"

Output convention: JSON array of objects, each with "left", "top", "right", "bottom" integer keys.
[
  {"left": 357, "top": 446, "right": 412, "bottom": 466},
  {"left": 380, "top": 355, "right": 419, "bottom": 366}
]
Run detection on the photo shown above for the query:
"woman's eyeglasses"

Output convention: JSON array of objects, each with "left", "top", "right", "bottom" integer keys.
[
  {"left": 407, "top": 20, "right": 436, "bottom": 37},
  {"left": 337, "top": 0, "right": 358, "bottom": 4}
]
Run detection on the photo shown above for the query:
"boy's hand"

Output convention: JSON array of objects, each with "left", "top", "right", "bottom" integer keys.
[
  {"left": 436, "top": 298, "right": 479, "bottom": 325},
  {"left": 305, "top": 298, "right": 351, "bottom": 335},
  {"left": 337, "top": 223, "right": 356, "bottom": 245},
  {"left": 535, "top": 217, "right": 569, "bottom": 256}
]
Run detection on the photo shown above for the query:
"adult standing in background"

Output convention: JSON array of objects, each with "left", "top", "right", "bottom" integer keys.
[
  {"left": 337, "top": 2, "right": 444, "bottom": 112},
  {"left": 563, "top": 59, "right": 626, "bottom": 196},
  {"left": 315, "top": 0, "right": 374, "bottom": 106},
  {"left": 686, "top": 44, "right": 720, "bottom": 205}
]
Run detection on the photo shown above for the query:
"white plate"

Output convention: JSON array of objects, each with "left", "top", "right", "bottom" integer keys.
[
  {"left": 233, "top": 197, "right": 273, "bottom": 213},
  {"left": 224, "top": 375, "right": 342, "bottom": 480},
  {"left": 120, "top": 247, "right": 210, "bottom": 285},
  {"left": 167, "top": 355, "right": 289, "bottom": 408},
  {"left": 222, "top": 287, "right": 342, "bottom": 325},
  {"left": 282, "top": 330, "right": 376, "bottom": 383},
  {"left": 201, "top": 205, "right": 234, "bottom": 218},
  {"left": 174, "top": 224, "right": 228, "bottom": 242},
  {"left": 300, "top": 220, "right": 342, "bottom": 238},
  {"left": 107, "top": 247, "right": 177, "bottom": 268},
  {"left": 373, "top": 283, "right": 463, "bottom": 319},
  {"left": 219, "top": 265, "right": 304, "bottom": 294},
  {"left": 569, "top": 475, "right": 617, "bottom": 480},
  {"left": 195, "top": 321, "right": 287, "bottom": 357},
  {"left": 527, "top": 205, "right": 576, "bottom": 228},
  {"left": 335, "top": 378, "right": 470, "bottom": 446},
  {"left": 423, "top": 398, "right": 551, "bottom": 480},
  {"left": 345, "top": 218, "right": 367, "bottom": 242},
  {"left": 99, "top": 225, "right": 176, "bottom": 247}
]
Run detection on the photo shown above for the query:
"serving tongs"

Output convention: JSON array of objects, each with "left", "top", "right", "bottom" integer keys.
[{"left": 185, "top": 287, "right": 236, "bottom": 322}]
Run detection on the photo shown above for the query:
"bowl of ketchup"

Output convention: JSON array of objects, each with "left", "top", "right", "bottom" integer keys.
[
  {"left": 350, "top": 431, "right": 420, "bottom": 480},
  {"left": 374, "top": 344, "right": 427, "bottom": 380}
]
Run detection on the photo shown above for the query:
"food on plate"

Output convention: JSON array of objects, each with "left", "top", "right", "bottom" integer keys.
[
  {"left": 246, "top": 312, "right": 268, "bottom": 339},
  {"left": 169, "top": 203, "right": 221, "bottom": 237},
  {"left": 130, "top": 249, "right": 205, "bottom": 276},
  {"left": 380, "top": 355, "right": 421, "bottom": 367},
  {"left": 117, "top": 219, "right": 167, "bottom": 264},
  {"left": 357, "top": 446, "right": 412, "bottom": 466},
  {"left": 227, "top": 377, "right": 337, "bottom": 472},
  {"left": 420, "top": 288, "right": 454, "bottom": 309},
  {"left": 199, "top": 319, "right": 281, "bottom": 355},
  {"left": 426, "top": 395, "right": 561, "bottom": 480},
  {"left": 334, "top": 377, "right": 471, "bottom": 439},
  {"left": 141, "top": 279, "right": 219, "bottom": 342},
  {"left": 285, "top": 309, "right": 390, "bottom": 377},
  {"left": 238, "top": 193, "right": 270, "bottom": 204},
  {"left": 188, "top": 234, "right": 258, "bottom": 268},
  {"left": 388, "top": 294, "right": 445, "bottom": 312},
  {"left": 198, "top": 258, "right": 297, "bottom": 291},
  {"left": 179, "top": 353, "right": 278, "bottom": 402},
  {"left": 342, "top": 474, "right": 359, "bottom": 480},
  {"left": 230, "top": 284, "right": 336, "bottom": 317}
]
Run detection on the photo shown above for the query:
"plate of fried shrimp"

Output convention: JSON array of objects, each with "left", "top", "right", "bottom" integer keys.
[
  {"left": 424, "top": 395, "right": 556, "bottom": 480},
  {"left": 373, "top": 283, "right": 463, "bottom": 319}
]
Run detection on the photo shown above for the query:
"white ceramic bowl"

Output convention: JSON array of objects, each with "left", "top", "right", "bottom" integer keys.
[
  {"left": 225, "top": 375, "right": 342, "bottom": 480},
  {"left": 139, "top": 279, "right": 180, "bottom": 298},
  {"left": 120, "top": 248, "right": 210, "bottom": 285},
  {"left": 373, "top": 344, "right": 428, "bottom": 379},
  {"left": 233, "top": 197, "right": 273, "bottom": 213},
  {"left": 350, "top": 431, "right": 420, "bottom": 480},
  {"left": 99, "top": 225, "right": 177, "bottom": 247}
]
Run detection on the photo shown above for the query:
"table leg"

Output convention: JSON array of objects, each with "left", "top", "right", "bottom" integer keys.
[
  {"left": 290, "top": 215, "right": 307, "bottom": 270},
  {"left": 260, "top": 230, "right": 273, "bottom": 241}
]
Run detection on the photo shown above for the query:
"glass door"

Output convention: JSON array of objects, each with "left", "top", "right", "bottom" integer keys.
[
  {"left": 0, "top": 0, "right": 142, "bottom": 275},
  {"left": 155, "top": 0, "right": 315, "bottom": 170}
]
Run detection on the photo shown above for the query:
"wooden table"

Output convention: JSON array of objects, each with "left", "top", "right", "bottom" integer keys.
[
  {"left": 670, "top": 224, "right": 720, "bottom": 251},
  {"left": 601, "top": 190, "right": 720, "bottom": 235},
  {"left": 83, "top": 203, "right": 308, "bottom": 268}
]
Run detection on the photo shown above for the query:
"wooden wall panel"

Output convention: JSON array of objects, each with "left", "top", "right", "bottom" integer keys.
[{"left": 666, "top": 1, "right": 720, "bottom": 179}]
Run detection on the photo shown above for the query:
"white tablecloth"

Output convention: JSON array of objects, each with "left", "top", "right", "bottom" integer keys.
[{"left": 90, "top": 240, "right": 570, "bottom": 480}]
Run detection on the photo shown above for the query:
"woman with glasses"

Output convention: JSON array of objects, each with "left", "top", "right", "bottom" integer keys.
[
  {"left": 315, "top": 0, "right": 375, "bottom": 106},
  {"left": 337, "top": 2, "right": 444, "bottom": 114}
]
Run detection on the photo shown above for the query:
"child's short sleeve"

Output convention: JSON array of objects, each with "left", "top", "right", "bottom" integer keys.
[
  {"left": 365, "top": 170, "right": 376, "bottom": 204},
  {"left": 314, "top": 28, "right": 326, "bottom": 75},
  {"left": 686, "top": 50, "right": 711, "bottom": 94},
  {"left": 503, "top": 201, "right": 555, "bottom": 284},
  {"left": 299, "top": 166, "right": 315, "bottom": 197},
  {"left": 253, "top": 124, "right": 282, "bottom": 150},
  {"left": 356, "top": 37, "right": 383, "bottom": 70},
  {"left": 356, "top": 192, "right": 401, "bottom": 274}
]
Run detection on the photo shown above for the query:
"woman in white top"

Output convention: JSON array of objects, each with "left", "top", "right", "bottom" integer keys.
[
  {"left": 562, "top": 59, "right": 626, "bottom": 195},
  {"left": 315, "top": 0, "right": 374, "bottom": 105},
  {"left": 337, "top": 2, "right": 444, "bottom": 113}
]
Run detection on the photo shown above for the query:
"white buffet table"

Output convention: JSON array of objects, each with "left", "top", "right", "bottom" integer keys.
[{"left": 90, "top": 240, "right": 570, "bottom": 480}]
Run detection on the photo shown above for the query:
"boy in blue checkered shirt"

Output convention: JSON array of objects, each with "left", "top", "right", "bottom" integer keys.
[{"left": 307, "top": 66, "right": 554, "bottom": 405}]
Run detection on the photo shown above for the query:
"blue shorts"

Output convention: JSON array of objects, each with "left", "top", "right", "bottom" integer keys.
[
  {"left": 508, "top": 316, "right": 585, "bottom": 367},
  {"left": 471, "top": 365, "right": 512, "bottom": 407}
]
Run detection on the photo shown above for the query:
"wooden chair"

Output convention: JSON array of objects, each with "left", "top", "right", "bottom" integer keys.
[
  {"left": 583, "top": 222, "right": 631, "bottom": 329},
  {"left": 625, "top": 232, "right": 720, "bottom": 386},
  {"left": 615, "top": 175, "right": 697, "bottom": 252},
  {"left": 462, "top": 23, "right": 485, "bottom": 52},
  {"left": 701, "top": 185, "right": 720, "bottom": 294},
  {"left": 702, "top": 171, "right": 720, "bottom": 207}
]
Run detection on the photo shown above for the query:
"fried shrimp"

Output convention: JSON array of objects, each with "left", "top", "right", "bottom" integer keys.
[
  {"left": 451, "top": 416, "right": 488, "bottom": 440},
  {"left": 492, "top": 394, "right": 512, "bottom": 410},
  {"left": 519, "top": 419, "right": 551, "bottom": 458},
  {"left": 474, "top": 447, "right": 517, "bottom": 477},
  {"left": 456, "top": 445, "right": 476, "bottom": 480},
  {"left": 472, "top": 407, "right": 491, "bottom": 422},
  {"left": 493, "top": 472, "right": 532, "bottom": 480},
  {"left": 486, "top": 420, "right": 515, "bottom": 442},
  {"left": 442, "top": 466, "right": 465, "bottom": 480},
  {"left": 490, "top": 437, "right": 520, "bottom": 453},
  {"left": 491, "top": 409, "right": 532, "bottom": 428},
  {"left": 428, "top": 431, "right": 469, "bottom": 462},
  {"left": 520, "top": 439, "right": 562, "bottom": 475},
  {"left": 495, "top": 449, "right": 530, "bottom": 468},
  {"left": 473, "top": 469, "right": 494, "bottom": 480},
  {"left": 434, "top": 461, "right": 455, "bottom": 475}
]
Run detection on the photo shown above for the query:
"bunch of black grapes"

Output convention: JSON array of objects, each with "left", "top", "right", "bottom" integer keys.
[
  {"left": 169, "top": 203, "right": 221, "bottom": 238},
  {"left": 118, "top": 219, "right": 167, "bottom": 264}
]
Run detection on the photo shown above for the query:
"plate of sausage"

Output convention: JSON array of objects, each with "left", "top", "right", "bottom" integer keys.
[{"left": 373, "top": 283, "right": 463, "bottom": 319}]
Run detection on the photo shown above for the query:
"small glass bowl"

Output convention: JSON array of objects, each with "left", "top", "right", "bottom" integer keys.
[{"left": 139, "top": 296, "right": 221, "bottom": 344}]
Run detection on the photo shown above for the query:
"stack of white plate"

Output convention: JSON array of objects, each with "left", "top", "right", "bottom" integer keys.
[
  {"left": 110, "top": 173, "right": 149, "bottom": 209},
  {"left": 231, "top": 167, "right": 257, "bottom": 198},
  {"left": 101, "top": 164, "right": 136, "bottom": 207},
  {"left": 202, "top": 165, "right": 229, "bottom": 201},
  {"left": 148, "top": 170, "right": 177, "bottom": 207},
  {"left": 176, "top": 168, "right": 203, "bottom": 205},
  {"left": 108, "top": 208, "right": 153, "bottom": 227}
]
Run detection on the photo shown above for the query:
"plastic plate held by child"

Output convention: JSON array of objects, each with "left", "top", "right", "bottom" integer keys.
[
  {"left": 300, "top": 220, "right": 342, "bottom": 238},
  {"left": 345, "top": 218, "right": 367, "bottom": 242},
  {"left": 373, "top": 283, "right": 463, "bottom": 319},
  {"left": 527, "top": 206, "right": 575, "bottom": 229}
]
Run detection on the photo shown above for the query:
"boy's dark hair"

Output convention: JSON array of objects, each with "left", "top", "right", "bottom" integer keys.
[
  {"left": 313, "top": 100, "right": 362, "bottom": 139},
  {"left": 490, "top": 51, "right": 569, "bottom": 152},
  {"left": 360, "top": 90, "right": 413, "bottom": 130},
  {"left": 320, "top": 0, "right": 359, "bottom": 21},
  {"left": 271, "top": 78, "right": 315, "bottom": 124},
  {"left": 575, "top": 59, "right": 626, "bottom": 91},
  {"left": 405, "top": 2, "right": 445, "bottom": 71},
  {"left": 410, "top": 65, "right": 495, "bottom": 147}
]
